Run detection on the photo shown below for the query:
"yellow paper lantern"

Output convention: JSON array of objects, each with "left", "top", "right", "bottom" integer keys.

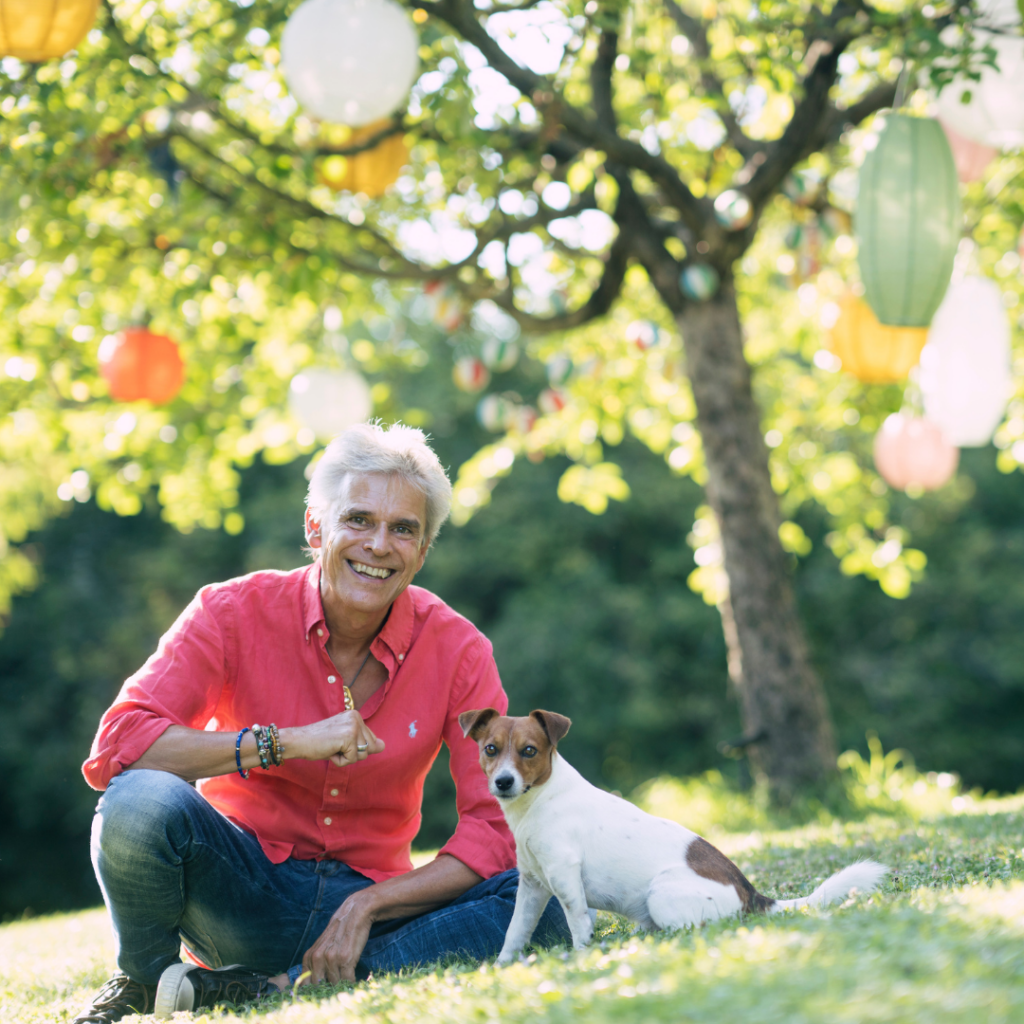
[
  {"left": 317, "top": 121, "right": 408, "bottom": 198},
  {"left": 828, "top": 294, "right": 929, "bottom": 384},
  {"left": 0, "top": 0, "right": 99, "bottom": 61}
]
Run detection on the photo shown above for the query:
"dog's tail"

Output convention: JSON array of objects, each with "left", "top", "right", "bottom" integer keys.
[{"left": 768, "top": 860, "right": 889, "bottom": 912}]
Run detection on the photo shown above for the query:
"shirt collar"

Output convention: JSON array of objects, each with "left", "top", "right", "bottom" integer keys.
[{"left": 302, "top": 561, "right": 415, "bottom": 664}]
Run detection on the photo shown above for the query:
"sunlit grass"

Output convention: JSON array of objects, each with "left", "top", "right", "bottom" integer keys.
[{"left": 5, "top": 771, "right": 1024, "bottom": 1024}]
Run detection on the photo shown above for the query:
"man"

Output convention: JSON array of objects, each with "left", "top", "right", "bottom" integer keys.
[{"left": 74, "top": 422, "right": 569, "bottom": 1024}]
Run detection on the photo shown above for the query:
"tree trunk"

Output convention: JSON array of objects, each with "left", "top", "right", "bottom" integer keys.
[{"left": 677, "top": 282, "right": 836, "bottom": 799}]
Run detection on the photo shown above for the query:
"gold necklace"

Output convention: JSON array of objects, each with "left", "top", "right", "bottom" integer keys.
[{"left": 342, "top": 648, "right": 374, "bottom": 712}]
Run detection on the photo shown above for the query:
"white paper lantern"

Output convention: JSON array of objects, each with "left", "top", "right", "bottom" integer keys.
[
  {"left": 281, "top": 0, "right": 420, "bottom": 127},
  {"left": 919, "top": 276, "right": 1013, "bottom": 447},
  {"left": 933, "top": 29, "right": 1024, "bottom": 150},
  {"left": 289, "top": 368, "right": 373, "bottom": 441}
]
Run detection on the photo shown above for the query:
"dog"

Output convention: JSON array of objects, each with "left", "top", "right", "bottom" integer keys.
[{"left": 459, "top": 708, "right": 889, "bottom": 965}]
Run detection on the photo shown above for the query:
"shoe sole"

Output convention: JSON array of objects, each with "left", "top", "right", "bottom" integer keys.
[{"left": 154, "top": 962, "right": 196, "bottom": 1018}]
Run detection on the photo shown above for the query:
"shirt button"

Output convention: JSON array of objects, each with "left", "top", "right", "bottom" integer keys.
[
  {"left": 331, "top": 788, "right": 339, "bottom": 797},
  {"left": 317, "top": 629, "right": 324, "bottom": 637},
  {"left": 327, "top": 675, "right": 336, "bottom": 683},
  {"left": 397, "top": 653, "right": 404, "bottom": 662},
  {"left": 324, "top": 817, "right": 332, "bottom": 826}
]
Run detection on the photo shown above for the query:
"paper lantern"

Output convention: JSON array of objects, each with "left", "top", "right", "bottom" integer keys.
[
  {"left": 281, "top": 0, "right": 419, "bottom": 127},
  {"left": 453, "top": 357, "right": 489, "bottom": 393},
  {"left": 625, "top": 320, "right": 663, "bottom": 351},
  {"left": 477, "top": 394, "right": 513, "bottom": 432},
  {"left": 317, "top": 122, "right": 408, "bottom": 198},
  {"left": 827, "top": 295, "right": 929, "bottom": 384},
  {"left": 933, "top": 30, "right": 1024, "bottom": 150},
  {"left": 289, "top": 368, "right": 372, "bottom": 441},
  {"left": 0, "top": 0, "right": 98, "bottom": 61},
  {"left": 481, "top": 337, "right": 519, "bottom": 372},
  {"left": 873, "top": 414, "right": 959, "bottom": 492},
  {"left": 855, "top": 115, "right": 959, "bottom": 327},
  {"left": 680, "top": 264, "right": 719, "bottom": 301},
  {"left": 423, "top": 280, "right": 462, "bottom": 332},
  {"left": 514, "top": 405, "right": 538, "bottom": 433},
  {"left": 919, "top": 276, "right": 1013, "bottom": 447},
  {"left": 713, "top": 190, "right": 753, "bottom": 230},
  {"left": 538, "top": 388, "right": 568, "bottom": 415},
  {"left": 98, "top": 327, "right": 184, "bottom": 404},
  {"left": 546, "top": 354, "right": 573, "bottom": 386},
  {"left": 939, "top": 119, "right": 998, "bottom": 184}
]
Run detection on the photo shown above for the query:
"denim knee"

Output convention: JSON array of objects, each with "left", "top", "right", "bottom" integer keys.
[{"left": 92, "top": 769, "right": 197, "bottom": 867}]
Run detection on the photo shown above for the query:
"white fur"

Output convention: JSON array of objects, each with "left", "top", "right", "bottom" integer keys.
[{"left": 493, "top": 753, "right": 888, "bottom": 964}]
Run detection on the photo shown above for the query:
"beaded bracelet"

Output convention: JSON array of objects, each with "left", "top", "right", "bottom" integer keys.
[
  {"left": 267, "top": 723, "right": 285, "bottom": 767},
  {"left": 251, "top": 724, "right": 272, "bottom": 771},
  {"left": 235, "top": 727, "right": 251, "bottom": 779}
]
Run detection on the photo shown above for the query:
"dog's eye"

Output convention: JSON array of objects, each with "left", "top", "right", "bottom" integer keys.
[
  {"left": 484, "top": 744, "right": 498, "bottom": 757},
  {"left": 521, "top": 746, "right": 537, "bottom": 758}
]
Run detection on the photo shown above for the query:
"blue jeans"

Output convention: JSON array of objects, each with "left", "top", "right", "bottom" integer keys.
[{"left": 91, "top": 769, "right": 570, "bottom": 985}]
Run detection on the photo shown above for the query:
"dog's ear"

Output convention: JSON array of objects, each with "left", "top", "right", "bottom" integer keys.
[
  {"left": 459, "top": 707, "right": 499, "bottom": 739},
  {"left": 530, "top": 710, "right": 571, "bottom": 746}
]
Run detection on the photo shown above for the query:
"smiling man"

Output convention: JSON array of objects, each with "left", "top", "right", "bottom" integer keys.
[{"left": 74, "top": 423, "right": 569, "bottom": 1024}]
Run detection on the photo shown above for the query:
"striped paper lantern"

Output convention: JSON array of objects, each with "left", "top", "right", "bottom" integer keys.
[
  {"left": 827, "top": 295, "right": 929, "bottom": 384},
  {"left": 0, "top": 0, "right": 99, "bottom": 61},
  {"left": 855, "top": 115, "right": 960, "bottom": 327},
  {"left": 453, "top": 357, "right": 490, "bottom": 393},
  {"left": 481, "top": 337, "right": 519, "bottom": 373}
]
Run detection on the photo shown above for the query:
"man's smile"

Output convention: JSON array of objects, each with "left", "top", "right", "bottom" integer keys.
[{"left": 348, "top": 560, "right": 396, "bottom": 580}]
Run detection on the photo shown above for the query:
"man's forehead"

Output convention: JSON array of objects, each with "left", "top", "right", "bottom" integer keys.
[{"left": 332, "top": 472, "right": 426, "bottom": 521}]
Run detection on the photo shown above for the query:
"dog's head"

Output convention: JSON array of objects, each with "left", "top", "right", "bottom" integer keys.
[{"left": 458, "top": 708, "right": 572, "bottom": 802}]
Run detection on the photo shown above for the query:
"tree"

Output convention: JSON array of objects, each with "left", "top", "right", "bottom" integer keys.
[{"left": 0, "top": 0, "right": 1017, "bottom": 797}]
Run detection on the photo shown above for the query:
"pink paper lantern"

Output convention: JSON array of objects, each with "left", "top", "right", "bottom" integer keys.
[
  {"left": 873, "top": 414, "right": 959, "bottom": 492},
  {"left": 939, "top": 119, "right": 998, "bottom": 184}
]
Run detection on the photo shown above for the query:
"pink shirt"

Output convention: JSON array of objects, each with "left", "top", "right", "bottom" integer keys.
[{"left": 82, "top": 565, "right": 515, "bottom": 882}]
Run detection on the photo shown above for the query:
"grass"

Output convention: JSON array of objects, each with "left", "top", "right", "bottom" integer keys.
[{"left": 5, "top": 754, "right": 1024, "bottom": 1024}]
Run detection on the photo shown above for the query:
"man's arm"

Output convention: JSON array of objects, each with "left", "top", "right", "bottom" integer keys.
[
  {"left": 127, "top": 711, "right": 385, "bottom": 780},
  {"left": 300, "top": 854, "right": 484, "bottom": 985}
]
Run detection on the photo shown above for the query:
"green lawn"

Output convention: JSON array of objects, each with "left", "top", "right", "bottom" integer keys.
[{"left": 5, "top": 765, "right": 1024, "bottom": 1024}]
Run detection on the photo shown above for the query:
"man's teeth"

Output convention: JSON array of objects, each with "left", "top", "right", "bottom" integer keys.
[{"left": 351, "top": 561, "right": 395, "bottom": 579}]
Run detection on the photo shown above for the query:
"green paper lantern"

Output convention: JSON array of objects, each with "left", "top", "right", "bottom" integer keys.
[{"left": 854, "top": 114, "right": 960, "bottom": 327}]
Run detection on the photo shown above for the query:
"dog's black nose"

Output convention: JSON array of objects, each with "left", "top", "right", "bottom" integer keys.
[{"left": 494, "top": 774, "right": 515, "bottom": 792}]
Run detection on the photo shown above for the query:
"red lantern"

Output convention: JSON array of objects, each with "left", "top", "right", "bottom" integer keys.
[
  {"left": 873, "top": 414, "right": 958, "bottom": 492},
  {"left": 453, "top": 357, "right": 490, "bottom": 393},
  {"left": 98, "top": 326, "right": 185, "bottom": 404}
]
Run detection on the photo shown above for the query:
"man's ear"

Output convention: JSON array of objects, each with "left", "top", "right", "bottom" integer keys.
[
  {"left": 530, "top": 710, "right": 572, "bottom": 745},
  {"left": 459, "top": 708, "right": 499, "bottom": 739},
  {"left": 304, "top": 509, "right": 322, "bottom": 549}
]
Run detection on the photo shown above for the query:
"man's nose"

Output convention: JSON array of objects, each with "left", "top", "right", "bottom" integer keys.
[{"left": 365, "top": 524, "right": 389, "bottom": 554}]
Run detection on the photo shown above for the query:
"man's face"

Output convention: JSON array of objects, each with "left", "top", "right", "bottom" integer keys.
[{"left": 306, "top": 472, "right": 429, "bottom": 620}]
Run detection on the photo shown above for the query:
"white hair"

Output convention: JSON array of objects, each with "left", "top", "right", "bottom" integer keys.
[{"left": 306, "top": 422, "right": 453, "bottom": 550}]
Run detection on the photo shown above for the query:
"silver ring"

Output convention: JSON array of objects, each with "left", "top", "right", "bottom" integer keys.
[{"left": 356, "top": 743, "right": 368, "bottom": 753}]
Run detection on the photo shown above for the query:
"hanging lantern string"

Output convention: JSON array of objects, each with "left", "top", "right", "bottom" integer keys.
[{"left": 892, "top": 58, "right": 913, "bottom": 112}]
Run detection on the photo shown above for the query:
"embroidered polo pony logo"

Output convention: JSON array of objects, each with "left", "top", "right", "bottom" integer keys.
[{"left": 408, "top": 721, "right": 418, "bottom": 738}]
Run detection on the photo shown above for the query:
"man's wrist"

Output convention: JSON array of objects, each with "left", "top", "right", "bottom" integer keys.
[
  {"left": 339, "top": 884, "right": 382, "bottom": 923},
  {"left": 277, "top": 726, "right": 306, "bottom": 761}
]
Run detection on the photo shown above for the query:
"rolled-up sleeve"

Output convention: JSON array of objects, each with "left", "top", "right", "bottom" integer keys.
[
  {"left": 437, "top": 636, "right": 516, "bottom": 878},
  {"left": 82, "top": 586, "right": 232, "bottom": 790}
]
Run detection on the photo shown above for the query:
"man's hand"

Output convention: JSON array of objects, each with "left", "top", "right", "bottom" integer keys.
[
  {"left": 283, "top": 711, "right": 385, "bottom": 766},
  {"left": 302, "top": 888, "right": 376, "bottom": 985}
]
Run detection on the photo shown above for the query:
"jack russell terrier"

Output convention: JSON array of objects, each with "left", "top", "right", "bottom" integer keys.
[{"left": 459, "top": 708, "right": 889, "bottom": 965}]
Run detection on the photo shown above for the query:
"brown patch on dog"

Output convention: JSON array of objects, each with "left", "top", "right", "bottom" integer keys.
[
  {"left": 530, "top": 709, "right": 571, "bottom": 745},
  {"left": 459, "top": 707, "right": 500, "bottom": 739},
  {"left": 686, "top": 837, "right": 775, "bottom": 914}
]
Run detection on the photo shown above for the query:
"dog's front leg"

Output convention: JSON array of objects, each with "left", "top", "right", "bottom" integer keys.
[
  {"left": 497, "top": 872, "right": 552, "bottom": 966},
  {"left": 547, "top": 865, "right": 594, "bottom": 950}
]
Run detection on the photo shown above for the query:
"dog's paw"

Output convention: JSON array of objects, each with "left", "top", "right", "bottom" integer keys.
[{"left": 495, "top": 951, "right": 516, "bottom": 967}]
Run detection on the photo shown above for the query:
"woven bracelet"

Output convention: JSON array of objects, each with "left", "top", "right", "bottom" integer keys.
[{"left": 235, "top": 727, "right": 251, "bottom": 779}]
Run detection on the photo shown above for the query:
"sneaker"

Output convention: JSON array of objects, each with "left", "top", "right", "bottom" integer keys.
[
  {"left": 72, "top": 973, "right": 156, "bottom": 1023},
  {"left": 154, "top": 963, "right": 274, "bottom": 1019}
]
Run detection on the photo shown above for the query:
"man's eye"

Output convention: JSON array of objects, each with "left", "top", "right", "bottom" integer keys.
[
  {"left": 484, "top": 744, "right": 498, "bottom": 757},
  {"left": 521, "top": 746, "right": 537, "bottom": 758}
]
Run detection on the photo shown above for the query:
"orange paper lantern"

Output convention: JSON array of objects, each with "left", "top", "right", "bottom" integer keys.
[
  {"left": 828, "top": 295, "right": 929, "bottom": 384},
  {"left": 873, "top": 414, "right": 958, "bottom": 492},
  {"left": 317, "top": 121, "right": 408, "bottom": 198},
  {"left": 98, "top": 327, "right": 185, "bottom": 404},
  {"left": 0, "top": 0, "right": 99, "bottom": 61}
]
